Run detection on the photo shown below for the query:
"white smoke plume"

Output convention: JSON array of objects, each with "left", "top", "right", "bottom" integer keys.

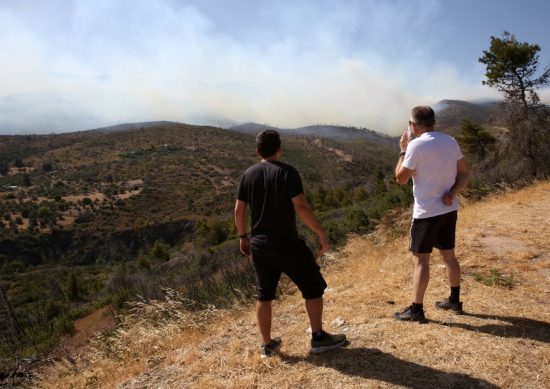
[{"left": 1, "top": 0, "right": 547, "bottom": 135}]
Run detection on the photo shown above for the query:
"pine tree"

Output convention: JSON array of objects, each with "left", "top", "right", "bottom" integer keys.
[
  {"left": 66, "top": 273, "right": 80, "bottom": 302},
  {"left": 22, "top": 173, "right": 32, "bottom": 187},
  {"left": 456, "top": 120, "right": 496, "bottom": 160},
  {"left": 479, "top": 32, "right": 550, "bottom": 178},
  {"left": 479, "top": 31, "right": 550, "bottom": 111}
]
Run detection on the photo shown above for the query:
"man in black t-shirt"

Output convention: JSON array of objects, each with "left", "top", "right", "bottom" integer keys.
[{"left": 235, "top": 130, "right": 348, "bottom": 357}]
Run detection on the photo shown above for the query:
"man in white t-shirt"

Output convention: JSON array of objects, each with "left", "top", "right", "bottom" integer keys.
[{"left": 394, "top": 106, "right": 470, "bottom": 322}]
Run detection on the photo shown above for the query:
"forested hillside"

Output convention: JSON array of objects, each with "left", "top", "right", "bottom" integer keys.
[{"left": 0, "top": 122, "right": 411, "bottom": 374}]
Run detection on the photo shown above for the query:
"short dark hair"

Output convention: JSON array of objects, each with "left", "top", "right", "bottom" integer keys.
[
  {"left": 411, "top": 106, "right": 435, "bottom": 127},
  {"left": 256, "top": 129, "right": 281, "bottom": 158}
]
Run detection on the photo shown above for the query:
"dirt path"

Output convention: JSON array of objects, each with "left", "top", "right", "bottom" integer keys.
[
  {"left": 39, "top": 182, "right": 550, "bottom": 388},
  {"left": 63, "top": 307, "right": 115, "bottom": 352}
]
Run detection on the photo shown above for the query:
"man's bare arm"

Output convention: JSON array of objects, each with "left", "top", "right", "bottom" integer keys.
[
  {"left": 443, "top": 158, "right": 471, "bottom": 205},
  {"left": 395, "top": 161, "right": 414, "bottom": 185},
  {"left": 291, "top": 194, "right": 329, "bottom": 256},
  {"left": 395, "top": 132, "right": 414, "bottom": 185},
  {"left": 234, "top": 199, "right": 250, "bottom": 255}
]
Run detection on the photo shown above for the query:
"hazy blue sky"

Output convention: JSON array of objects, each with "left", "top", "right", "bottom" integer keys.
[{"left": 1, "top": 0, "right": 549, "bottom": 135}]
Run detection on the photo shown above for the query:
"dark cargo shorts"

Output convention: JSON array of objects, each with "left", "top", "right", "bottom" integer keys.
[
  {"left": 410, "top": 210, "right": 457, "bottom": 254},
  {"left": 250, "top": 234, "right": 327, "bottom": 301}
]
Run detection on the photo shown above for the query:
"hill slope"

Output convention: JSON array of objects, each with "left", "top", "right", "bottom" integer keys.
[
  {"left": 39, "top": 181, "right": 550, "bottom": 388},
  {"left": 1, "top": 122, "right": 410, "bottom": 374},
  {"left": 230, "top": 123, "right": 396, "bottom": 146},
  {"left": 434, "top": 99, "right": 506, "bottom": 136},
  {"left": 0, "top": 123, "right": 396, "bottom": 265}
]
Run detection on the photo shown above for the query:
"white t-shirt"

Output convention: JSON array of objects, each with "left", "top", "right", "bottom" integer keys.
[{"left": 402, "top": 131, "right": 463, "bottom": 219}]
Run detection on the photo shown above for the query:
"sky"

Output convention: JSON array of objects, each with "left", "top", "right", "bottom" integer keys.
[{"left": 1, "top": 0, "right": 549, "bottom": 135}]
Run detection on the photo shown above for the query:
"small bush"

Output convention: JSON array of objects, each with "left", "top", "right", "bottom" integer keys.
[
  {"left": 44, "top": 300, "right": 65, "bottom": 320},
  {"left": 3, "top": 260, "right": 27, "bottom": 273},
  {"left": 37, "top": 206, "right": 50, "bottom": 219},
  {"left": 473, "top": 268, "right": 514, "bottom": 289},
  {"left": 137, "top": 256, "right": 151, "bottom": 270},
  {"left": 53, "top": 315, "right": 75, "bottom": 336},
  {"left": 151, "top": 240, "right": 170, "bottom": 261},
  {"left": 75, "top": 211, "right": 93, "bottom": 224},
  {"left": 112, "top": 288, "right": 132, "bottom": 311}
]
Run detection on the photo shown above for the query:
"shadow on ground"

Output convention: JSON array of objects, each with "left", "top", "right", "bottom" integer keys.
[
  {"left": 282, "top": 347, "right": 497, "bottom": 389},
  {"left": 433, "top": 312, "right": 550, "bottom": 343}
]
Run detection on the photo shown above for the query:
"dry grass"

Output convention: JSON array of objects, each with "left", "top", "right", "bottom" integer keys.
[{"left": 36, "top": 182, "right": 550, "bottom": 388}]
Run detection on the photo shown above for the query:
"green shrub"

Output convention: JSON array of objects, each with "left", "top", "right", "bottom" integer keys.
[
  {"left": 3, "top": 260, "right": 27, "bottom": 273},
  {"left": 473, "top": 268, "right": 514, "bottom": 289},
  {"left": 22, "top": 174, "right": 32, "bottom": 187},
  {"left": 151, "top": 240, "right": 170, "bottom": 261},
  {"left": 53, "top": 315, "right": 75, "bottom": 336},
  {"left": 66, "top": 272, "right": 80, "bottom": 302},
  {"left": 323, "top": 220, "right": 347, "bottom": 245},
  {"left": 44, "top": 300, "right": 65, "bottom": 320},
  {"left": 137, "top": 256, "right": 151, "bottom": 270},
  {"left": 37, "top": 206, "right": 50, "bottom": 219},
  {"left": 112, "top": 288, "right": 132, "bottom": 310},
  {"left": 75, "top": 211, "right": 93, "bottom": 224}
]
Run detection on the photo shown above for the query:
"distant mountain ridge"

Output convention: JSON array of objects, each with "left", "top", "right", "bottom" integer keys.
[
  {"left": 229, "top": 123, "right": 396, "bottom": 146},
  {"left": 434, "top": 99, "right": 505, "bottom": 134},
  {"left": 91, "top": 121, "right": 183, "bottom": 133},
  {"left": 229, "top": 99, "right": 506, "bottom": 142},
  {"left": 0, "top": 98, "right": 504, "bottom": 139},
  {"left": 83, "top": 98, "right": 514, "bottom": 141},
  {"left": 91, "top": 121, "right": 396, "bottom": 147}
]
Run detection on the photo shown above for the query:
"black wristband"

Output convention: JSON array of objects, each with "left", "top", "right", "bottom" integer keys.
[
  {"left": 239, "top": 233, "right": 248, "bottom": 238},
  {"left": 399, "top": 151, "right": 406, "bottom": 157}
]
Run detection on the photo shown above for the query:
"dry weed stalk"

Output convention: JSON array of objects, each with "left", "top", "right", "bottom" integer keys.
[
  {"left": 88, "top": 288, "right": 217, "bottom": 363},
  {"left": 369, "top": 207, "right": 411, "bottom": 245}
]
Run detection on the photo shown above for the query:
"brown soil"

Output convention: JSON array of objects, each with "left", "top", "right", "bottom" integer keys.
[
  {"left": 312, "top": 139, "right": 353, "bottom": 162},
  {"left": 63, "top": 307, "right": 115, "bottom": 352}
]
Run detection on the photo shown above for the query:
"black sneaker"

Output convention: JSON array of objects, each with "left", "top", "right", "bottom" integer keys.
[
  {"left": 435, "top": 298, "right": 463, "bottom": 314},
  {"left": 310, "top": 331, "right": 349, "bottom": 354},
  {"left": 261, "top": 337, "right": 282, "bottom": 358},
  {"left": 394, "top": 305, "right": 427, "bottom": 323}
]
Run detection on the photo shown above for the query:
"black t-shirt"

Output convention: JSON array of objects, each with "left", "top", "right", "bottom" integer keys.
[{"left": 236, "top": 160, "right": 304, "bottom": 238}]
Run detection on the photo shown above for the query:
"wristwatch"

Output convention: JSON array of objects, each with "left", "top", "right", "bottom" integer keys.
[{"left": 399, "top": 151, "right": 406, "bottom": 157}]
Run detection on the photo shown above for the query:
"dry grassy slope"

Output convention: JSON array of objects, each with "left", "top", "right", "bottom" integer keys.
[{"left": 39, "top": 182, "right": 550, "bottom": 388}]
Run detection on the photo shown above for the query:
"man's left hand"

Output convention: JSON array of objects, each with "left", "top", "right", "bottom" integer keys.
[
  {"left": 316, "top": 233, "right": 330, "bottom": 258},
  {"left": 239, "top": 237, "right": 250, "bottom": 256},
  {"left": 442, "top": 191, "right": 454, "bottom": 206}
]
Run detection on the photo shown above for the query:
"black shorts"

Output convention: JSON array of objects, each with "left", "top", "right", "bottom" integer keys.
[
  {"left": 410, "top": 211, "right": 457, "bottom": 254},
  {"left": 250, "top": 235, "right": 327, "bottom": 301}
]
